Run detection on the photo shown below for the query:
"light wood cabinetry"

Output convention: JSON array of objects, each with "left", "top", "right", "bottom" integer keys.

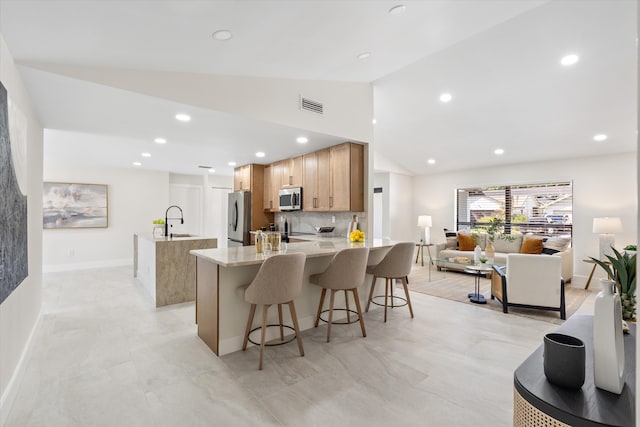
[
  {"left": 233, "top": 164, "right": 251, "bottom": 191},
  {"left": 329, "top": 143, "right": 364, "bottom": 212},
  {"left": 233, "top": 164, "right": 273, "bottom": 229},
  {"left": 263, "top": 164, "right": 272, "bottom": 210},
  {"left": 281, "top": 156, "right": 302, "bottom": 187},
  {"left": 302, "top": 143, "right": 363, "bottom": 212}
]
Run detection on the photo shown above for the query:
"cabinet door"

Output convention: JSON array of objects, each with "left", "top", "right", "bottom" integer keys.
[
  {"left": 271, "top": 161, "right": 283, "bottom": 211},
  {"left": 263, "top": 164, "right": 273, "bottom": 210},
  {"left": 315, "top": 149, "right": 331, "bottom": 211},
  {"left": 241, "top": 165, "right": 251, "bottom": 191},
  {"left": 330, "top": 143, "right": 351, "bottom": 211},
  {"left": 233, "top": 167, "right": 242, "bottom": 191},
  {"left": 302, "top": 153, "right": 318, "bottom": 210},
  {"left": 289, "top": 156, "right": 303, "bottom": 187}
]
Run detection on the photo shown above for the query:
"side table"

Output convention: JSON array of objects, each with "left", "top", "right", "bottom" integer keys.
[
  {"left": 464, "top": 264, "right": 493, "bottom": 304},
  {"left": 415, "top": 242, "right": 434, "bottom": 267},
  {"left": 582, "top": 259, "right": 611, "bottom": 290}
]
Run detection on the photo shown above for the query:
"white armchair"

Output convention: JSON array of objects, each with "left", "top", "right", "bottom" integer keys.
[{"left": 491, "top": 253, "right": 566, "bottom": 319}]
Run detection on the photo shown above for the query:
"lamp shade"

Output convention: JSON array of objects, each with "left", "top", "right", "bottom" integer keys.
[
  {"left": 417, "top": 215, "right": 432, "bottom": 227},
  {"left": 593, "top": 217, "right": 622, "bottom": 234}
]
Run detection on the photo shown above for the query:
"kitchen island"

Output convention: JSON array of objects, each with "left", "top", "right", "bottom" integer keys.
[
  {"left": 191, "top": 238, "right": 395, "bottom": 356},
  {"left": 134, "top": 233, "right": 217, "bottom": 307}
]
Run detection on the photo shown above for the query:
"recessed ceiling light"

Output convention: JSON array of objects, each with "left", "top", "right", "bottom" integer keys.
[
  {"left": 560, "top": 54, "right": 579, "bottom": 66},
  {"left": 593, "top": 134, "right": 608, "bottom": 141},
  {"left": 372, "top": 118, "right": 377, "bottom": 124},
  {"left": 175, "top": 113, "right": 191, "bottom": 122},
  {"left": 133, "top": 162, "right": 142, "bottom": 166},
  {"left": 256, "top": 152, "right": 265, "bottom": 158},
  {"left": 427, "top": 159, "right": 436, "bottom": 165},
  {"left": 212, "top": 30, "right": 233, "bottom": 41},
  {"left": 228, "top": 161, "right": 236, "bottom": 166},
  {"left": 141, "top": 152, "right": 151, "bottom": 157},
  {"left": 494, "top": 148, "right": 505, "bottom": 155},
  {"left": 208, "top": 168, "right": 215, "bottom": 173},
  {"left": 357, "top": 52, "right": 371, "bottom": 60},
  {"left": 154, "top": 138, "right": 167, "bottom": 144},
  {"left": 388, "top": 5, "right": 406, "bottom": 15},
  {"left": 439, "top": 93, "right": 453, "bottom": 103},
  {"left": 296, "top": 137, "right": 308, "bottom": 144}
]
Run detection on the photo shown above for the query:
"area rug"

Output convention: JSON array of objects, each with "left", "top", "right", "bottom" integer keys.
[{"left": 407, "top": 264, "right": 590, "bottom": 325}]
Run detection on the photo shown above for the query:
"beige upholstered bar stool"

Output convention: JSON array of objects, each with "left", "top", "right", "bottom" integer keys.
[
  {"left": 365, "top": 242, "right": 415, "bottom": 322},
  {"left": 309, "top": 247, "right": 370, "bottom": 342},
  {"left": 240, "top": 252, "right": 306, "bottom": 370}
]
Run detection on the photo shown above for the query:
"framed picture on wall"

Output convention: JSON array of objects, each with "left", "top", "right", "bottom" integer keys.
[{"left": 43, "top": 182, "right": 108, "bottom": 229}]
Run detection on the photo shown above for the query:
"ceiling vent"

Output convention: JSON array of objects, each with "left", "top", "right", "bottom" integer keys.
[
  {"left": 300, "top": 96, "right": 324, "bottom": 115},
  {"left": 198, "top": 165, "right": 213, "bottom": 169}
]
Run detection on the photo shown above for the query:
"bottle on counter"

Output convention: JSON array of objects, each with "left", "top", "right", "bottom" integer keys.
[
  {"left": 255, "top": 230, "right": 263, "bottom": 253},
  {"left": 348, "top": 215, "right": 359, "bottom": 237},
  {"left": 283, "top": 218, "right": 289, "bottom": 243}
]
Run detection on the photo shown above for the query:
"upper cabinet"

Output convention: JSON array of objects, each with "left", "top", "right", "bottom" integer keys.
[
  {"left": 302, "top": 148, "right": 331, "bottom": 211},
  {"left": 302, "top": 143, "right": 363, "bottom": 212},
  {"left": 281, "top": 156, "right": 303, "bottom": 188},
  {"left": 248, "top": 142, "right": 364, "bottom": 214},
  {"left": 233, "top": 164, "right": 251, "bottom": 191},
  {"left": 233, "top": 164, "right": 273, "bottom": 229}
]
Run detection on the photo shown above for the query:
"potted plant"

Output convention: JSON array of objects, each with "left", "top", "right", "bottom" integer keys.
[
  {"left": 624, "top": 244, "right": 637, "bottom": 257},
  {"left": 591, "top": 247, "right": 637, "bottom": 321}
]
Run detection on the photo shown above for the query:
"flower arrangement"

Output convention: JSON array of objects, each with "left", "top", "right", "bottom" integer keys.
[{"left": 350, "top": 229, "right": 365, "bottom": 242}]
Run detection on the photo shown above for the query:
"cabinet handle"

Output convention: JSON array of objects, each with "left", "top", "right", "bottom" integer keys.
[
  {"left": 269, "top": 200, "right": 272, "bottom": 209},
  {"left": 329, "top": 196, "right": 333, "bottom": 208},
  {"left": 289, "top": 176, "right": 292, "bottom": 186},
  {"left": 313, "top": 198, "right": 317, "bottom": 208}
]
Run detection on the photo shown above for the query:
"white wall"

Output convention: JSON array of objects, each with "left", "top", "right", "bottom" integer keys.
[
  {"left": 43, "top": 161, "right": 169, "bottom": 271},
  {"left": 0, "top": 34, "right": 44, "bottom": 424},
  {"left": 373, "top": 171, "right": 415, "bottom": 242},
  {"left": 412, "top": 153, "right": 638, "bottom": 282}
]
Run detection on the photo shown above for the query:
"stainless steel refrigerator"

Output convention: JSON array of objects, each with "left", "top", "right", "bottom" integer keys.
[{"left": 228, "top": 191, "right": 251, "bottom": 246}]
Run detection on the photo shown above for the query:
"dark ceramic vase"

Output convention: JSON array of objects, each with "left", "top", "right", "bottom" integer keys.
[{"left": 543, "top": 333, "right": 585, "bottom": 390}]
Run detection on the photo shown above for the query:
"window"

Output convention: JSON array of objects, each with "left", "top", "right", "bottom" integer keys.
[{"left": 456, "top": 181, "right": 572, "bottom": 237}]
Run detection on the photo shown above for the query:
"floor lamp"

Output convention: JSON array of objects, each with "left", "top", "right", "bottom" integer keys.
[
  {"left": 593, "top": 217, "right": 622, "bottom": 260},
  {"left": 418, "top": 215, "right": 432, "bottom": 244}
]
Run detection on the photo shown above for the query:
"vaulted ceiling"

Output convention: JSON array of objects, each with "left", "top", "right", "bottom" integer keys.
[{"left": 0, "top": 0, "right": 636, "bottom": 176}]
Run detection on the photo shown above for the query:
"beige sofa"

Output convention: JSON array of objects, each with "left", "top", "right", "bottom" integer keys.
[{"left": 433, "top": 233, "right": 573, "bottom": 283}]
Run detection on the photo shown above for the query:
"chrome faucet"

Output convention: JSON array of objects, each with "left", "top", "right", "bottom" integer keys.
[{"left": 165, "top": 205, "right": 184, "bottom": 237}]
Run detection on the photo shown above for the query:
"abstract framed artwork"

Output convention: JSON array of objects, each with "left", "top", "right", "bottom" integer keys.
[{"left": 43, "top": 182, "right": 108, "bottom": 229}]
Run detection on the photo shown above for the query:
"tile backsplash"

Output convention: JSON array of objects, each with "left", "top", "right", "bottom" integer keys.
[{"left": 274, "top": 211, "right": 367, "bottom": 238}]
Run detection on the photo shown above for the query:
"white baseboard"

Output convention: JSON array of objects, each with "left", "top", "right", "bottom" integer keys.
[
  {"left": 0, "top": 313, "right": 41, "bottom": 427},
  {"left": 43, "top": 258, "right": 132, "bottom": 273}
]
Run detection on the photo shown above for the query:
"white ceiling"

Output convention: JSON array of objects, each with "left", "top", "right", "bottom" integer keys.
[{"left": 0, "top": 0, "right": 636, "bottom": 176}]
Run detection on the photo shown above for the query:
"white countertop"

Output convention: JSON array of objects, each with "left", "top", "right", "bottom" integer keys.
[
  {"left": 190, "top": 237, "right": 397, "bottom": 267},
  {"left": 135, "top": 232, "right": 217, "bottom": 243}
]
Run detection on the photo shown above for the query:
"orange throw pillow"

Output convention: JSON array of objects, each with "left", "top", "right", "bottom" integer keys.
[
  {"left": 521, "top": 238, "right": 543, "bottom": 254},
  {"left": 458, "top": 233, "right": 476, "bottom": 251}
]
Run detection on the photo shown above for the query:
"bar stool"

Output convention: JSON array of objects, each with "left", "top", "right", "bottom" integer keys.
[
  {"left": 365, "top": 242, "right": 415, "bottom": 322},
  {"left": 240, "top": 252, "right": 306, "bottom": 370},
  {"left": 309, "top": 247, "right": 370, "bottom": 342}
]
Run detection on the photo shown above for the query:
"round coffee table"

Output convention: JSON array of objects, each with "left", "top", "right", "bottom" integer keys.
[{"left": 464, "top": 264, "right": 493, "bottom": 304}]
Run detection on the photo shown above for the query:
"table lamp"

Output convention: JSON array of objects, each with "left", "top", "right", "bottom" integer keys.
[
  {"left": 418, "top": 215, "right": 432, "bottom": 244},
  {"left": 593, "top": 217, "right": 622, "bottom": 260}
]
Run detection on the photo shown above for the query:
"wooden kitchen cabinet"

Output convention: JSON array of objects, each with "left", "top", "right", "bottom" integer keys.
[
  {"left": 329, "top": 143, "right": 364, "bottom": 212},
  {"left": 233, "top": 164, "right": 273, "bottom": 229},
  {"left": 263, "top": 164, "right": 272, "bottom": 210},
  {"left": 302, "top": 148, "right": 331, "bottom": 211},
  {"left": 233, "top": 164, "right": 251, "bottom": 191},
  {"left": 281, "top": 156, "right": 302, "bottom": 187},
  {"left": 302, "top": 143, "right": 363, "bottom": 212}
]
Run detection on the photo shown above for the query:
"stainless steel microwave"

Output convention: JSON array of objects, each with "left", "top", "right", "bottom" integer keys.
[{"left": 279, "top": 187, "right": 302, "bottom": 211}]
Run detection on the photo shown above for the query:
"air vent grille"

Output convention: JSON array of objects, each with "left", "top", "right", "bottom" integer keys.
[
  {"left": 198, "top": 165, "right": 213, "bottom": 169},
  {"left": 300, "top": 96, "right": 323, "bottom": 114}
]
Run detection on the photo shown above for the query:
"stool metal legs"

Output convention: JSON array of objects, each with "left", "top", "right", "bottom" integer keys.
[
  {"left": 242, "top": 301, "right": 304, "bottom": 370},
  {"left": 366, "top": 276, "right": 414, "bottom": 322}
]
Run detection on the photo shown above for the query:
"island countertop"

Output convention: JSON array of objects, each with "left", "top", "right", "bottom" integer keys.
[
  {"left": 190, "top": 238, "right": 397, "bottom": 267},
  {"left": 136, "top": 232, "right": 217, "bottom": 242}
]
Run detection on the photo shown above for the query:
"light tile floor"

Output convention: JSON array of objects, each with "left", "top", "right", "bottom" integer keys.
[{"left": 5, "top": 266, "right": 596, "bottom": 426}]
